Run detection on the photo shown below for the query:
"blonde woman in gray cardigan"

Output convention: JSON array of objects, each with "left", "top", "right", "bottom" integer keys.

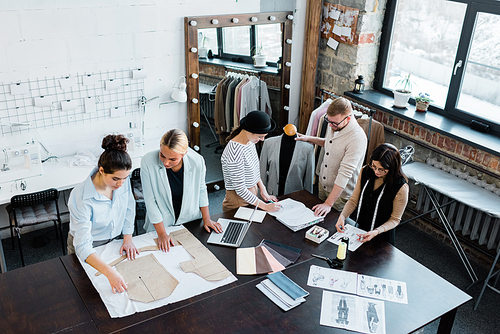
[{"left": 296, "top": 98, "right": 367, "bottom": 216}]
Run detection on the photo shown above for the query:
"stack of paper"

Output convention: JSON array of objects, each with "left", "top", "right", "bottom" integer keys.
[
  {"left": 268, "top": 198, "right": 324, "bottom": 232},
  {"left": 256, "top": 271, "right": 309, "bottom": 311},
  {"left": 234, "top": 206, "right": 266, "bottom": 223}
]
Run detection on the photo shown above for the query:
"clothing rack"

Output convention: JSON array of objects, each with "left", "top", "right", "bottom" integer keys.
[{"left": 224, "top": 65, "right": 262, "bottom": 106}]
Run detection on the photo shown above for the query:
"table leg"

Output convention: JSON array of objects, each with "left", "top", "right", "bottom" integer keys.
[
  {"left": 0, "top": 237, "right": 7, "bottom": 273},
  {"left": 437, "top": 307, "right": 457, "bottom": 334}
]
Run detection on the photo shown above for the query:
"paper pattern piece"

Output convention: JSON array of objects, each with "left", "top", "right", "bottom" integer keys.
[
  {"left": 320, "top": 291, "right": 386, "bottom": 334},
  {"left": 77, "top": 228, "right": 237, "bottom": 318},
  {"left": 327, "top": 37, "right": 339, "bottom": 50},
  {"left": 234, "top": 206, "right": 266, "bottom": 223},
  {"left": 327, "top": 224, "right": 366, "bottom": 252},
  {"left": 170, "top": 228, "right": 232, "bottom": 281},
  {"left": 116, "top": 254, "right": 179, "bottom": 303},
  {"left": 307, "top": 265, "right": 357, "bottom": 295}
]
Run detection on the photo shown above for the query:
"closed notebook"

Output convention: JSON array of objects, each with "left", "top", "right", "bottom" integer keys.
[{"left": 267, "top": 271, "right": 309, "bottom": 301}]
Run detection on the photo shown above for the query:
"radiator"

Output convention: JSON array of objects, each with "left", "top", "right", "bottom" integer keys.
[{"left": 416, "top": 188, "right": 500, "bottom": 251}]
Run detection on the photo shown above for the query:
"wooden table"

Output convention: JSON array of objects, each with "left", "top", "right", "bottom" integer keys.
[
  {"left": 1, "top": 190, "right": 471, "bottom": 333},
  {"left": 0, "top": 258, "right": 98, "bottom": 334}
]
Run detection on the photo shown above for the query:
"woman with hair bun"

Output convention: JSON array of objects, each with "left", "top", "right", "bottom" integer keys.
[
  {"left": 140, "top": 129, "right": 222, "bottom": 252},
  {"left": 68, "top": 134, "right": 137, "bottom": 294},
  {"left": 335, "top": 143, "right": 409, "bottom": 245}
]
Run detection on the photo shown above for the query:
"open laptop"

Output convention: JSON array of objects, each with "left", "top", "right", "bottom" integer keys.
[{"left": 207, "top": 206, "right": 258, "bottom": 247}]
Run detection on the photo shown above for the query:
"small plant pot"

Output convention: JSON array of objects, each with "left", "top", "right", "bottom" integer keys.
[
  {"left": 198, "top": 47, "right": 208, "bottom": 59},
  {"left": 393, "top": 90, "right": 412, "bottom": 108},
  {"left": 253, "top": 54, "right": 267, "bottom": 67},
  {"left": 416, "top": 101, "right": 430, "bottom": 112}
]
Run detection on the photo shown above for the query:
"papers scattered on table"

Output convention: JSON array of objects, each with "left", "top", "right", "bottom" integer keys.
[
  {"left": 327, "top": 224, "right": 366, "bottom": 252},
  {"left": 307, "top": 265, "right": 408, "bottom": 304},
  {"left": 234, "top": 206, "right": 266, "bottom": 223},
  {"left": 320, "top": 291, "right": 386, "bottom": 334},
  {"left": 307, "top": 265, "right": 357, "bottom": 295},
  {"left": 268, "top": 198, "right": 324, "bottom": 232},
  {"left": 256, "top": 271, "right": 309, "bottom": 311}
]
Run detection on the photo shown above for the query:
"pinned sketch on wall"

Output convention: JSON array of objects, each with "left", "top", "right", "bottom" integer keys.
[
  {"left": 320, "top": 291, "right": 386, "bottom": 334},
  {"left": 321, "top": 2, "right": 359, "bottom": 46},
  {"left": 0, "top": 68, "right": 145, "bottom": 136}
]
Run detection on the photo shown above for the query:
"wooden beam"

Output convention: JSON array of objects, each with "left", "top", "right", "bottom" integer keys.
[{"left": 298, "top": 0, "right": 322, "bottom": 134}]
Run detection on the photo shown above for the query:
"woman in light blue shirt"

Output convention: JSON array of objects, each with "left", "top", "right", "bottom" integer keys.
[
  {"left": 141, "top": 129, "right": 222, "bottom": 252},
  {"left": 68, "top": 134, "right": 137, "bottom": 294}
]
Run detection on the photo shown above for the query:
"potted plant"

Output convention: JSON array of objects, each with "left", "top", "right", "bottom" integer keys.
[
  {"left": 198, "top": 33, "right": 210, "bottom": 59},
  {"left": 415, "top": 92, "right": 433, "bottom": 112},
  {"left": 252, "top": 42, "right": 267, "bottom": 67},
  {"left": 393, "top": 73, "right": 413, "bottom": 108}
]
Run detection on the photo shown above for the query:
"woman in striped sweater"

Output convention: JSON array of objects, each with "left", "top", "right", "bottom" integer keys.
[{"left": 221, "top": 110, "right": 282, "bottom": 212}]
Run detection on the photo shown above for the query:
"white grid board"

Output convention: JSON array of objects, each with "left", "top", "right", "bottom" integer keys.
[{"left": 0, "top": 68, "right": 144, "bottom": 136}]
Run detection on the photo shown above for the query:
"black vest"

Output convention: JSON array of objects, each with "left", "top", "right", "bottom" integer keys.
[{"left": 354, "top": 167, "right": 406, "bottom": 245}]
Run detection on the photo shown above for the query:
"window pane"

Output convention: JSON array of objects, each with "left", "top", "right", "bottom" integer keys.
[
  {"left": 384, "top": 0, "right": 466, "bottom": 107},
  {"left": 223, "top": 26, "right": 251, "bottom": 56},
  {"left": 457, "top": 12, "right": 500, "bottom": 124},
  {"left": 256, "top": 23, "right": 282, "bottom": 63},
  {"left": 198, "top": 28, "right": 218, "bottom": 55}
]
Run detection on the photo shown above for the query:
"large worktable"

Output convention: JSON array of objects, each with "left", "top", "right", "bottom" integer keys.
[{"left": 0, "top": 190, "right": 471, "bottom": 334}]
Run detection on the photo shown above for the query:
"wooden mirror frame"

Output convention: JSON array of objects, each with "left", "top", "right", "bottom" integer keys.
[{"left": 184, "top": 11, "right": 293, "bottom": 150}]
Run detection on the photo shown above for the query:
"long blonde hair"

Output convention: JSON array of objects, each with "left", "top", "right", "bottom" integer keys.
[{"left": 160, "top": 129, "right": 188, "bottom": 154}]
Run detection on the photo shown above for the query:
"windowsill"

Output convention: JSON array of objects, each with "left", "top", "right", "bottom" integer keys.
[
  {"left": 199, "top": 58, "right": 279, "bottom": 75},
  {"left": 344, "top": 90, "right": 500, "bottom": 157}
]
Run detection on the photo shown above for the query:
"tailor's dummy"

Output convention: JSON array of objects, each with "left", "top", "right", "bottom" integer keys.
[
  {"left": 278, "top": 124, "right": 298, "bottom": 196},
  {"left": 260, "top": 124, "right": 315, "bottom": 196}
]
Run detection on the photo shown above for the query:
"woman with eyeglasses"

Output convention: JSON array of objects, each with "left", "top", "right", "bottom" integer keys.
[{"left": 335, "top": 143, "right": 409, "bottom": 245}]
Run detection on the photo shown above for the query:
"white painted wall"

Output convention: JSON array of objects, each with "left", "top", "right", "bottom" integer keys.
[
  {"left": 0, "top": 0, "right": 261, "bottom": 156},
  {"left": 0, "top": 0, "right": 262, "bottom": 239}
]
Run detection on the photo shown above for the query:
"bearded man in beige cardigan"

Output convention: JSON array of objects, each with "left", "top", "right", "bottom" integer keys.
[{"left": 296, "top": 97, "right": 367, "bottom": 217}]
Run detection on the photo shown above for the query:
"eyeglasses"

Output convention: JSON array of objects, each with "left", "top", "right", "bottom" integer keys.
[
  {"left": 324, "top": 114, "right": 350, "bottom": 127},
  {"left": 370, "top": 162, "right": 388, "bottom": 174}
]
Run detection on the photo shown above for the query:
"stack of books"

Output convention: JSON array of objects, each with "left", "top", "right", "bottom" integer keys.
[{"left": 256, "top": 271, "right": 309, "bottom": 311}]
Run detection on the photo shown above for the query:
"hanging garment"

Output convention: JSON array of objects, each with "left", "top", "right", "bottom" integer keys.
[
  {"left": 357, "top": 117, "right": 385, "bottom": 164},
  {"left": 260, "top": 134, "right": 315, "bottom": 196},
  {"left": 239, "top": 76, "right": 272, "bottom": 119},
  {"left": 305, "top": 99, "right": 332, "bottom": 136}
]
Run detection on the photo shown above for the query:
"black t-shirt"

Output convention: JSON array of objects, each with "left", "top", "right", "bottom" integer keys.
[{"left": 166, "top": 164, "right": 184, "bottom": 221}]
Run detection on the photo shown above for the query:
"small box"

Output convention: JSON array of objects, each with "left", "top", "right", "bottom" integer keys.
[{"left": 305, "top": 226, "right": 329, "bottom": 244}]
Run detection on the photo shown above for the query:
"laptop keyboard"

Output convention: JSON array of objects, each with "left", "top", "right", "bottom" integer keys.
[{"left": 222, "top": 221, "right": 244, "bottom": 244}]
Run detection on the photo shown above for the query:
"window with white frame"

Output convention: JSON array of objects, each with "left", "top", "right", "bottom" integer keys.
[{"left": 376, "top": 0, "right": 500, "bottom": 133}]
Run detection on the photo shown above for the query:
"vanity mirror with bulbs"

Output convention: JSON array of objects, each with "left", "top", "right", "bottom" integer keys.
[{"left": 184, "top": 12, "right": 293, "bottom": 186}]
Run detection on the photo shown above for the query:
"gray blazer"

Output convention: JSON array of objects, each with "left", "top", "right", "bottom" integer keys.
[{"left": 260, "top": 135, "right": 315, "bottom": 196}]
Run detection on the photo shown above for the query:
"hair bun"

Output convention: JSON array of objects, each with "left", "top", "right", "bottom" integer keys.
[{"left": 102, "top": 134, "right": 129, "bottom": 152}]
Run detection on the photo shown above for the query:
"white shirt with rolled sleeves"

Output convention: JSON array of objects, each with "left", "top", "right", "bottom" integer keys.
[
  {"left": 68, "top": 167, "right": 136, "bottom": 262},
  {"left": 318, "top": 118, "right": 367, "bottom": 203}
]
